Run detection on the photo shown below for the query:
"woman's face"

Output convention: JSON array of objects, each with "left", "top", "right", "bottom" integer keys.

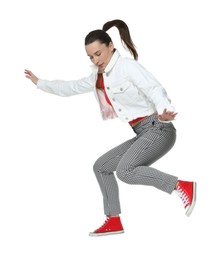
[{"left": 85, "top": 40, "right": 114, "bottom": 73}]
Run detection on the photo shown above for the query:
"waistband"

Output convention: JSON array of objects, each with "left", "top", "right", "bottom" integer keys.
[
  {"left": 131, "top": 114, "right": 175, "bottom": 135},
  {"left": 131, "top": 114, "right": 156, "bottom": 130},
  {"left": 128, "top": 116, "right": 148, "bottom": 127}
]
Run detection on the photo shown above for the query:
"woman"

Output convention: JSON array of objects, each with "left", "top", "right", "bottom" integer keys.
[{"left": 25, "top": 19, "right": 196, "bottom": 237}]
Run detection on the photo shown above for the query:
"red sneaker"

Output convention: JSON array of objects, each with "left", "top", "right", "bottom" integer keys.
[
  {"left": 89, "top": 216, "right": 124, "bottom": 237},
  {"left": 175, "top": 180, "right": 197, "bottom": 217}
]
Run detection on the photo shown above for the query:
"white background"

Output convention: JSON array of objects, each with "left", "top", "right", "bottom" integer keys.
[{"left": 0, "top": 0, "right": 223, "bottom": 259}]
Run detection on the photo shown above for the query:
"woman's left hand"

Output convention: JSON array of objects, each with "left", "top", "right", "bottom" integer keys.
[{"left": 157, "top": 109, "right": 178, "bottom": 121}]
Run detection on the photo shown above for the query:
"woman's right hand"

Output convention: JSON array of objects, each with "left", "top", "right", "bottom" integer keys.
[{"left": 24, "top": 69, "right": 39, "bottom": 85}]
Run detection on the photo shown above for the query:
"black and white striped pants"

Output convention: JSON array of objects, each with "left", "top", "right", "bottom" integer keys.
[{"left": 93, "top": 115, "right": 178, "bottom": 215}]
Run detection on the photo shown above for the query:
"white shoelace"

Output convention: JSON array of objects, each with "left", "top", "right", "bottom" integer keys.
[
  {"left": 95, "top": 217, "right": 110, "bottom": 232},
  {"left": 175, "top": 187, "right": 190, "bottom": 207}
]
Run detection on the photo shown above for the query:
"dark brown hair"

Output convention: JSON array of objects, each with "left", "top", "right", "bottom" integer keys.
[{"left": 85, "top": 19, "right": 138, "bottom": 60}]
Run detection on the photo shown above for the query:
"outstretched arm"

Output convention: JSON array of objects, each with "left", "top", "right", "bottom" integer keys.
[{"left": 24, "top": 69, "right": 95, "bottom": 96}]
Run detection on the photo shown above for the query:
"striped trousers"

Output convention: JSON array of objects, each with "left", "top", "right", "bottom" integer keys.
[{"left": 93, "top": 115, "right": 178, "bottom": 215}]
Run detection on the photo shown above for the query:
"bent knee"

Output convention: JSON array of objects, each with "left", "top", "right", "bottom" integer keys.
[
  {"left": 93, "top": 159, "right": 112, "bottom": 175},
  {"left": 93, "top": 159, "right": 102, "bottom": 174}
]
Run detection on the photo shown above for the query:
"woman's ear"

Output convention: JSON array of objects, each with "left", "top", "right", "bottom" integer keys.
[{"left": 109, "top": 42, "right": 114, "bottom": 51}]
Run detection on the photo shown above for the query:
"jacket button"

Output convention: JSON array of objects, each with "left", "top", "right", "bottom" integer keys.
[
  {"left": 120, "top": 88, "right": 123, "bottom": 91},
  {"left": 118, "top": 108, "right": 122, "bottom": 112},
  {"left": 107, "top": 87, "right": 110, "bottom": 90}
]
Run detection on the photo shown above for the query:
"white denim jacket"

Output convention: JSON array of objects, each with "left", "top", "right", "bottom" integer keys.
[{"left": 37, "top": 50, "right": 175, "bottom": 122}]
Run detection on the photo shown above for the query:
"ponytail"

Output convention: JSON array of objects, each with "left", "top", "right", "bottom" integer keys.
[{"left": 102, "top": 19, "right": 138, "bottom": 60}]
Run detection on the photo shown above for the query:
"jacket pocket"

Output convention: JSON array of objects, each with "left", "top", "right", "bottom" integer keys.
[
  {"left": 113, "top": 83, "right": 129, "bottom": 94},
  {"left": 111, "top": 81, "right": 139, "bottom": 104}
]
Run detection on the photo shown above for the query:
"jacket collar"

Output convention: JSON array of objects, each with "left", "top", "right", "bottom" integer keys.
[{"left": 90, "top": 49, "right": 120, "bottom": 74}]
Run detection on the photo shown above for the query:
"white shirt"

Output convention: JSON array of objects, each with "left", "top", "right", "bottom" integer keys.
[{"left": 37, "top": 50, "right": 175, "bottom": 123}]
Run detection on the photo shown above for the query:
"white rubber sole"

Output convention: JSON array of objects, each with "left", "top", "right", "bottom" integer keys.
[
  {"left": 186, "top": 182, "right": 197, "bottom": 217},
  {"left": 89, "top": 230, "right": 124, "bottom": 237}
]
